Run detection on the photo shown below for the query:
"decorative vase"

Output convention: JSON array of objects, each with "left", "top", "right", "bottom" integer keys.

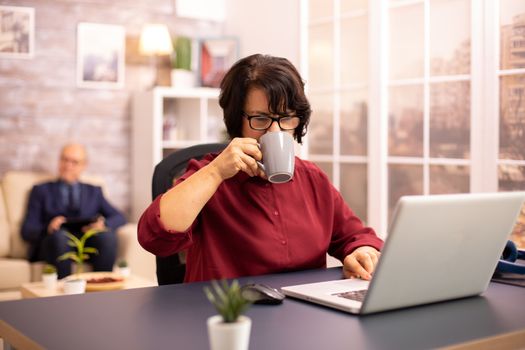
[
  {"left": 171, "top": 69, "right": 196, "bottom": 88},
  {"left": 42, "top": 273, "right": 57, "bottom": 290},
  {"left": 63, "top": 278, "right": 86, "bottom": 295},
  {"left": 207, "top": 315, "right": 251, "bottom": 350},
  {"left": 118, "top": 266, "right": 131, "bottom": 277}
]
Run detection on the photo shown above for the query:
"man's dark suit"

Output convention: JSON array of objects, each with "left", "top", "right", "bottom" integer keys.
[{"left": 21, "top": 180, "right": 126, "bottom": 278}]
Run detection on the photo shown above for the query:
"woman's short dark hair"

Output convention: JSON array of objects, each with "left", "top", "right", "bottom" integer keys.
[{"left": 219, "top": 54, "right": 311, "bottom": 144}]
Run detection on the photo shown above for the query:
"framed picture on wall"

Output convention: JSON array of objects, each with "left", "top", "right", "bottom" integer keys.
[
  {"left": 77, "top": 23, "right": 125, "bottom": 89},
  {"left": 199, "top": 37, "right": 238, "bottom": 88},
  {"left": 0, "top": 5, "right": 35, "bottom": 59}
]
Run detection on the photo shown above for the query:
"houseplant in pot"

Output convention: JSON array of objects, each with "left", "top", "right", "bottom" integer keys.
[
  {"left": 116, "top": 259, "right": 130, "bottom": 277},
  {"left": 42, "top": 264, "right": 58, "bottom": 290},
  {"left": 204, "top": 280, "right": 252, "bottom": 350},
  {"left": 171, "top": 36, "right": 195, "bottom": 88},
  {"left": 58, "top": 229, "right": 100, "bottom": 294}
]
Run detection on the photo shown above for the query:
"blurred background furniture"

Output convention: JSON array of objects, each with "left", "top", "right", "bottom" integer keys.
[
  {"left": 131, "top": 87, "right": 223, "bottom": 222},
  {"left": 151, "top": 143, "right": 227, "bottom": 285},
  {"left": 0, "top": 171, "right": 156, "bottom": 300},
  {"left": 20, "top": 273, "right": 156, "bottom": 299}
]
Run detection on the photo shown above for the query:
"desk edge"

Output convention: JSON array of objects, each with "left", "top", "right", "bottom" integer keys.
[
  {"left": 442, "top": 327, "right": 525, "bottom": 350},
  {"left": 0, "top": 319, "right": 44, "bottom": 350}
]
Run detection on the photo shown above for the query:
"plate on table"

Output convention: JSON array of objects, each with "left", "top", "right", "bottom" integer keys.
[{"left": 67, "top": 272, "right": 125, "bottom": 291}]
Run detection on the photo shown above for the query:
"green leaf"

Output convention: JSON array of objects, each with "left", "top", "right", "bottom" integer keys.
[
  {"left": 69, "top": 255, "right": 81, "bottom": 264},
  {"left": 57, "top": 252, "right": 76, "bottom": 262},
  {"left": 64, "top": 232, "right": 81, "bottom": 247},
  {"left": 83, "top": 247, "right": 99, "bottom": 255},
  {"left": 214, "top": 280, "right": 228, "bottom": 304},
  {"left": 203, "top": 279, "right": 252, "bottom": 323},
  {"left": 81, "top": 229, "right": 100, "bottom": 243},
  {"left": 57, "top": 230, "right": 101, "bottom": 267}
]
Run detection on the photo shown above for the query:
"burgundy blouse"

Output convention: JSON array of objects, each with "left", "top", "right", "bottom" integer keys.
[{"left": 138, "top": 154, "right": 383, "bottom": 282}]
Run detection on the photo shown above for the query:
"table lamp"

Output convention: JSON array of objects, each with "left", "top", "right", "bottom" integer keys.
[{"left": 139, "top": 24, "right": 173, "bottom": 87}]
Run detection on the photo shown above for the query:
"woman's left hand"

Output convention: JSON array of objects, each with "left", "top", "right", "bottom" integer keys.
[{"left": 342, "top": 246, "right": 381, "bottom": 280}]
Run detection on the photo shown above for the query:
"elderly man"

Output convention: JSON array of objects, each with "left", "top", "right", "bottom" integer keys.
[{"left": 21, "top": 143, "right": 126, "bottom": 278}]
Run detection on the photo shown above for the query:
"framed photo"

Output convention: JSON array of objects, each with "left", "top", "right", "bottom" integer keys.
[
  {"left": 0, "top": 6, "right": 34, "bottom": 59},
  {"left": 199, "top": 37, "right": 238, "bottom": 88},
  {"left": 77, "top": 23, "right": 125, "bottom": 89}
]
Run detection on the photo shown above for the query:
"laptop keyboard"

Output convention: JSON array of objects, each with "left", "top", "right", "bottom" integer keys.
[{"left": 333, "top": 289, "right": 367, "bottom": 302}]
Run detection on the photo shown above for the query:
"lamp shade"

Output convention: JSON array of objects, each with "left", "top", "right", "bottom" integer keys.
[{"left": 139, "top": 24, "right": 173, "bottom": 55}]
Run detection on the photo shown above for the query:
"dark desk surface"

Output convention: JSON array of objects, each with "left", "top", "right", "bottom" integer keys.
[{"left": 1, "top": 267, "right": 525, "bottom": 350}]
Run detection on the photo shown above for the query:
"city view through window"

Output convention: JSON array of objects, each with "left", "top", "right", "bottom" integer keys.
[
  {"left": 500, "top": 3, "right": 525, "bottom": 247},
  {"left": 305, "top": 1, "right": 525, "bottom": 246}
]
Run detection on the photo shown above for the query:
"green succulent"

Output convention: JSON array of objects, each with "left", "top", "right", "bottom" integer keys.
[
  {"left": 117, "top": 259, "right": 128, "bottom": 268},
  {"left": 57, "top": 229, "right": 101, "bottom": 275},
  {"left": 43, "top": 264, "right": 57, "bottom": 274},
  {"left": 204, "top": 280, "right": 251, "bottom": 323}
]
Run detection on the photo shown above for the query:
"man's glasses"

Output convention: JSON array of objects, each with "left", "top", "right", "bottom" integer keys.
[
  {"left": 244, "top": 112, "right": 301, "bottom": 131},
  {"left": 60, "top": 156, "right": 84, "bottom": 166}
]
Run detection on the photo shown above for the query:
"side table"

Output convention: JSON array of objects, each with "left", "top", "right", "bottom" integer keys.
[{"left": 20, "top": 274, "right": 156, "bottom": 298}]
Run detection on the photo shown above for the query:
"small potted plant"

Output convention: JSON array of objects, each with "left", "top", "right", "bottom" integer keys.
[
  {"left": 58, "top": 229, "right": 100, "bottom": 294},
  {"left": 204, "top": 280, "right": 252, "bottom": 350},
  {"left": 42, "top": 264, "right": 58, "bottom": 290},
  {"left": 116, "top": 259, "right": 130, "bottom": 277},
  {"left": 170, "top": 36, "right": 195, "bottom": 87}
]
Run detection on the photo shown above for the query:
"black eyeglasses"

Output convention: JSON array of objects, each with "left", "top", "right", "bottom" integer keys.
[{"left": 243, "top": 112, "right": 301, "bottom": 131}]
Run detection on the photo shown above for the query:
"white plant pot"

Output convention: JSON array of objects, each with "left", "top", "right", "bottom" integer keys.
[
  {"left": 171, "top": 69, "right": 196, "bottom": 88},
  {"left": 118, "top": 267, "right": 131, "bottom": 277},
  {"left": 42, "top": 273, "right": 57, "bottom": 290},
  {"left": 63, "top": 279, "right": 86, "bottom": 295},
  {"left": 207, "top": 315, "right": 251, "bottom": 350}
]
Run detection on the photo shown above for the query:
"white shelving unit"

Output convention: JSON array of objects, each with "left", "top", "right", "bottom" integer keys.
[{"left": 131, "top": 87, "right": 225, "bottom": 221}]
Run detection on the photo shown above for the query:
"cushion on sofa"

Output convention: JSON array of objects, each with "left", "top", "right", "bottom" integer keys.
[
  {"left": 2, "top": 172, "right": 54, "bottom": 259},
  {"left": 0, "top": 258, "right": 31, "bottom": 289}
]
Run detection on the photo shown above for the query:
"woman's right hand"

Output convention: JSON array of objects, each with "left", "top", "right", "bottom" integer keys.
[
  {"left": 208, "top": 137, "right": 264, "bottom": 180},
  {"left": 158, "top": 138, "right": 264, "bottom": 232}
]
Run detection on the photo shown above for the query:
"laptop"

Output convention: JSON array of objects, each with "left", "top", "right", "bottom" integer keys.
[{"left": 281, "top": 192, "right": 525, "bottom": 315}]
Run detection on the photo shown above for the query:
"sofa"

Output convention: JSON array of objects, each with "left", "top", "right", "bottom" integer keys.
[{"left": 0, "top": 171, "right": 156, "bottom": 298}]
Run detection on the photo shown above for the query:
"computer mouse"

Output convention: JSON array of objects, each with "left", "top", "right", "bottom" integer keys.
[{"left": 241, "top": 283, "right": 285, "bottom": 305}]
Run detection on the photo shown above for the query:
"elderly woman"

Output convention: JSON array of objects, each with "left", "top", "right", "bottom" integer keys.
[{"left": 138, "top": 54, "right": 383, "bottom": 283}]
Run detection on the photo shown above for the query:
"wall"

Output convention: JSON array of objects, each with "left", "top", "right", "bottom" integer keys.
[
  {"left": 0, "top": 0, "right": 222, "bottom": 216},
  {"left": 224, "top": 0, "right": 300, "bottom": 67},
  {"left": 0, "top": 0, "right": 301, "bottom": 218}
]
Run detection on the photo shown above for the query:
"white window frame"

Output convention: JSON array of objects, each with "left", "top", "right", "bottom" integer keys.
[{"left": 301, "top": 0, "right": 525, "bottom": 237}]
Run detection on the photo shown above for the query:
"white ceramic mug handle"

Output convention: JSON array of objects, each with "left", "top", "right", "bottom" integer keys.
[
  {"left": 256, "top": 160, "right": 265, "bottom": 172},
  {"left": 256, "top": 143, "right": 265, "bottom": 172}
]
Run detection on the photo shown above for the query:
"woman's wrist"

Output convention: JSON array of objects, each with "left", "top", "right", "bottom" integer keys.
[{"left": 205, "top": 161, "right": 227, "bottom": 183}]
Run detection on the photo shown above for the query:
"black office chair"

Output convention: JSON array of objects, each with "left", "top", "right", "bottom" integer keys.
[{"left": 151, "top": 142, "right": 227, "bottom": 285}]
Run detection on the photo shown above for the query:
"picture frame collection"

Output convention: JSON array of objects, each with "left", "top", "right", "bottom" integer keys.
[{"left": 0, "top": 5, "right": 239, "bottom": 90}]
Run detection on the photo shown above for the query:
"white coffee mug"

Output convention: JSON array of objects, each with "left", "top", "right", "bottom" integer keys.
[{"left": 258, "top": 131, "right": 295, "bottom": 184}]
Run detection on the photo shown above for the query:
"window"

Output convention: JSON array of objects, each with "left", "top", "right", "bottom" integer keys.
[
  {"left": 302, "top": 0, "right": 525, "bottom": 245},
  {"left": 306, "top": 0, "right": 369, "bottom": 222},
  {"left": 498, "top": 0, "right": 525, "bottom": 247},
  {"left": 387, "top": 0, "right": 471, "bottom": 219}
]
